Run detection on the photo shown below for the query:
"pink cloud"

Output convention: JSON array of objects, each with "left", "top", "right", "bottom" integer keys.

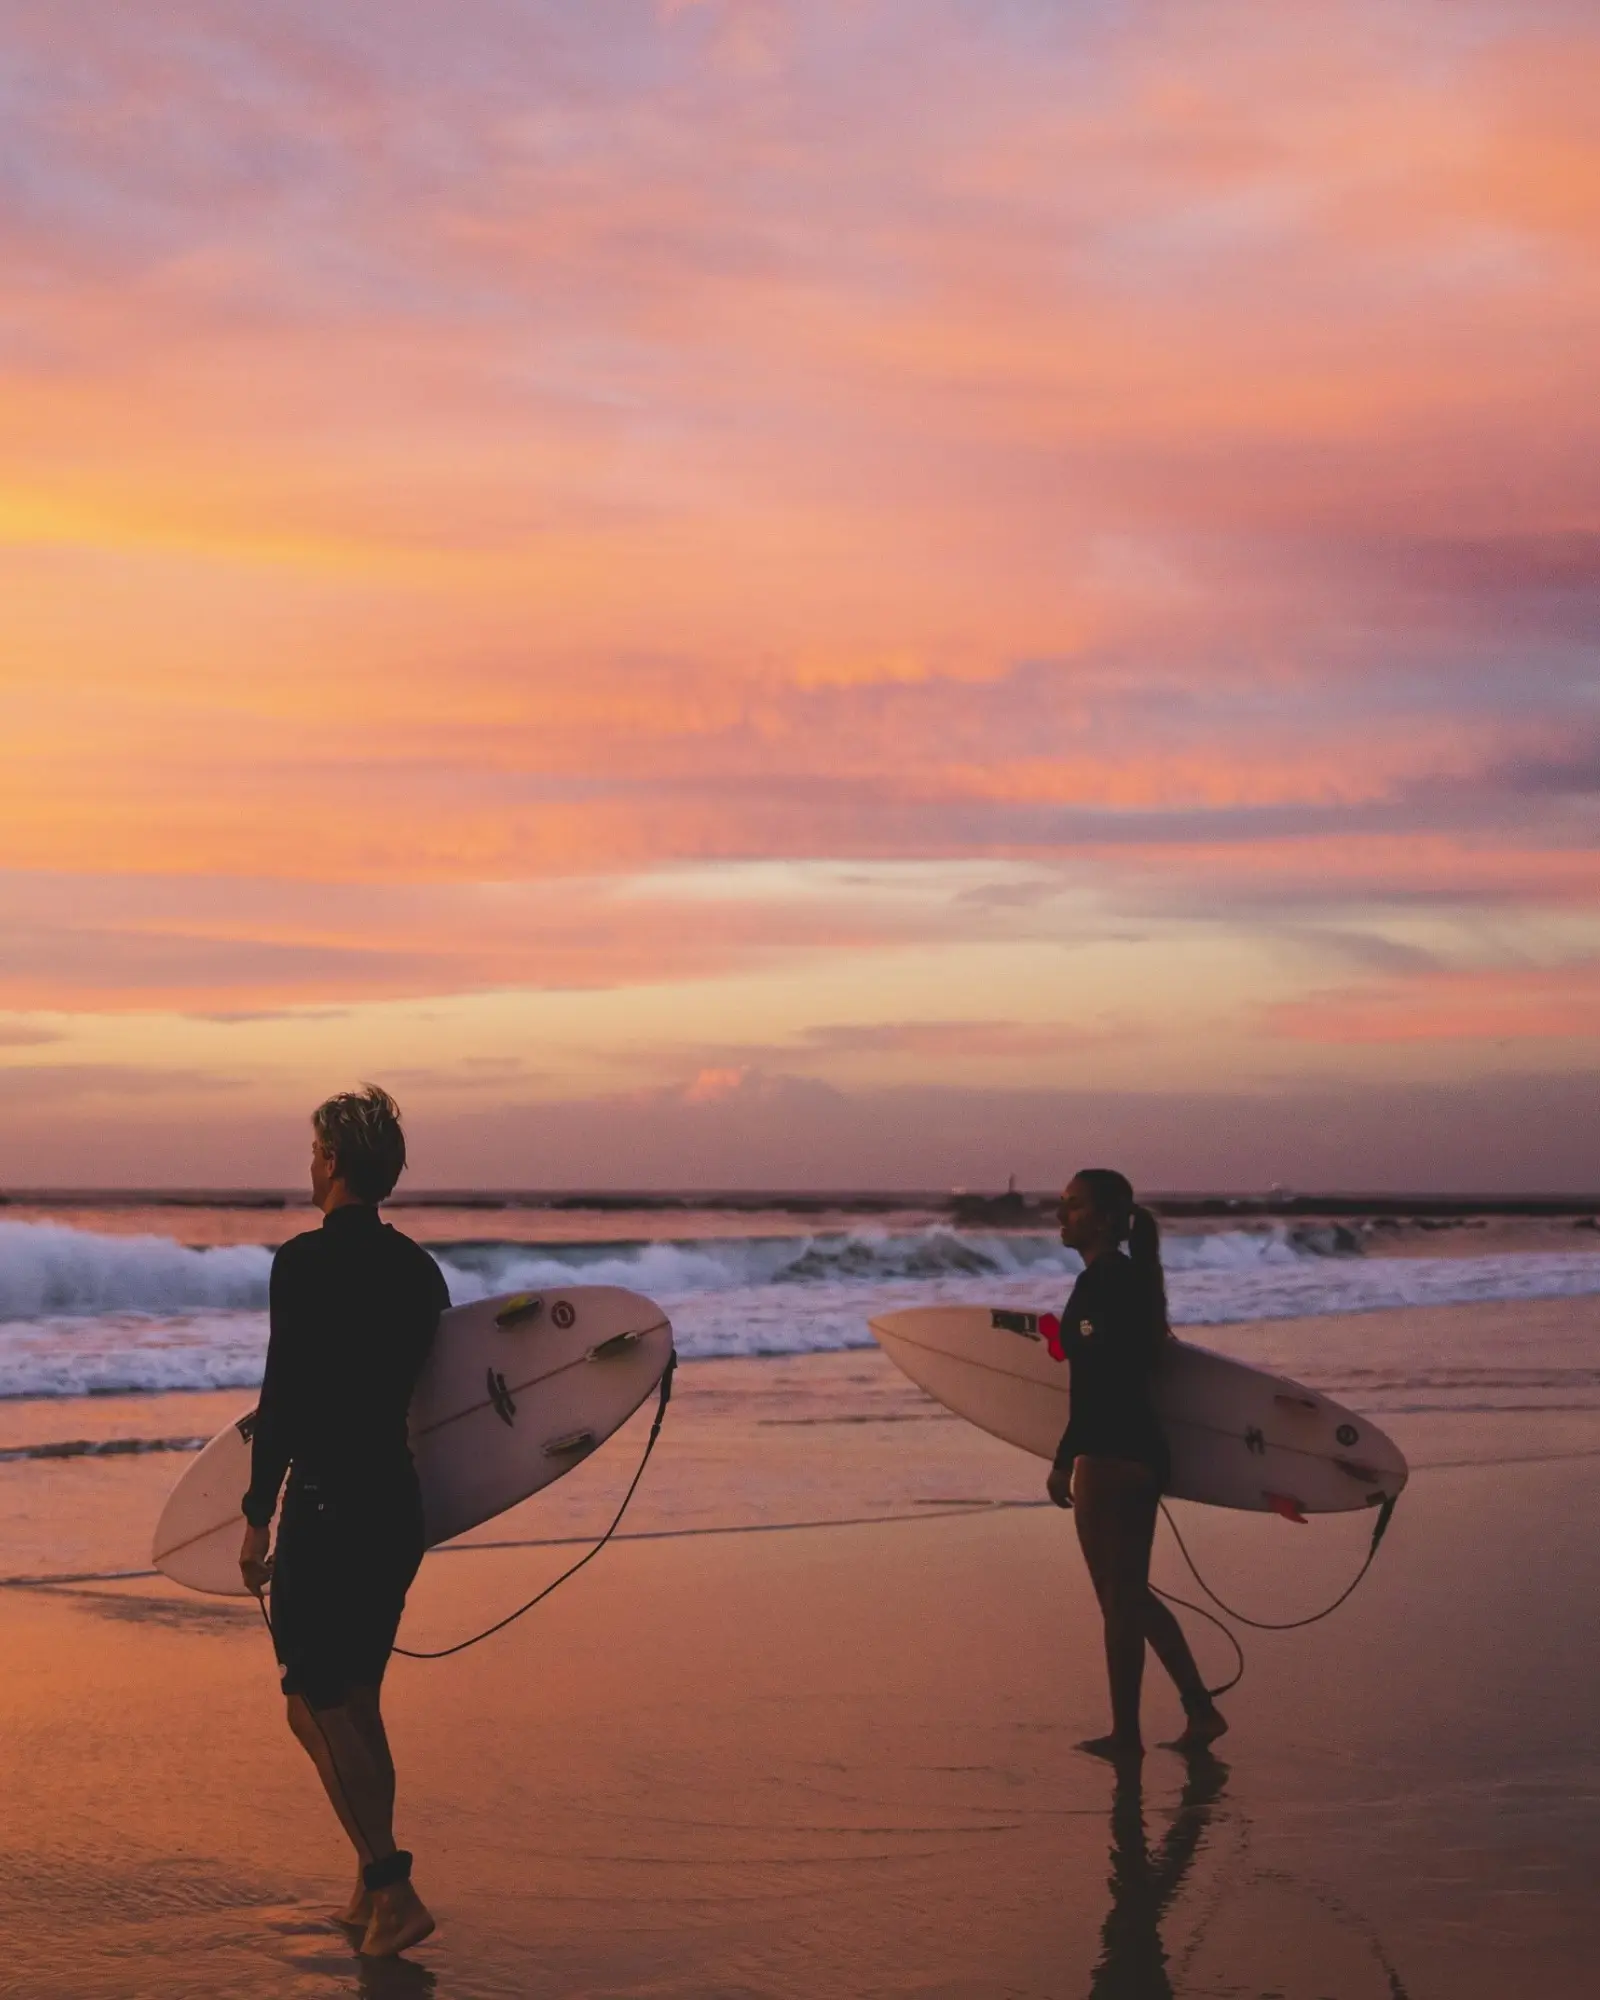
[
  {"left": 802, "top": 1021, "right": 1121, "bottom": 1060},
  {"left": 1267, "top": 962, "right": 1600, "bottom": 1044}
]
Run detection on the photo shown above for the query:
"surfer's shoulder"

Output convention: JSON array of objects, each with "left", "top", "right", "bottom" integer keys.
[
  {"left": 1084, "top": 1251, "right": 1139, "bottom": 1299},
  {"left": 380, "top": 1222, "right": 449, "bottom": 1284},
  {"left": 379, "top": 1219, "right": 430, "bottom": 1257},
  {"left": 270, "top": 1226, "right": 326, "bottom": 1270}
]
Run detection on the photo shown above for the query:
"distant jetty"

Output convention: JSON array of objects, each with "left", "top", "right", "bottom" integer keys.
[{"left": 0, "top": 1186, "right": 1595, "bottom": 1224}]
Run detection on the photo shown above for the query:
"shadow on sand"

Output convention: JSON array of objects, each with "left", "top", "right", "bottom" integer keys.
[{"left": 352, "top": 1949, "right": 438, "bottom": 1999}]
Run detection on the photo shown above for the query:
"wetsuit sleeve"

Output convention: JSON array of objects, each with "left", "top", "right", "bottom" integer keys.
[
  {"left": 241, "top": 1246, "right": 303, "bottom": 1527},
  {"left": 1050, "top": 1272, "right": 1090, "bottom": 1472}
]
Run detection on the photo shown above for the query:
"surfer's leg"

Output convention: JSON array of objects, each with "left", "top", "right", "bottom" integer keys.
[
  {"left": 1143, "top": 1595, "right": 1228, "bottom": 1750},
  {"left": 348, "top": 1541, "right": 435, "bottom": 1958},
  {"left": 1072, "top": 1458, "right": 1156, "bottom": 1757},
  {"left": 297, "top": 1685, "right": 432, "bottom": 1952},
  {"left": 1142, "top": 1593, "right": 1206, "bottom": 1700},
  {"left": 286, "top": 1693, "right": 373, "bottom": 1865},
  {"left": 346, "top": 1695, "right": 434, "bottom": 1962},
  {"left": 347, "top": 1686, "right": 396, "bottom": 1832},
  {"left": 334, "top": 1870, "right": 372, "bottom": 1931},
  {"left": 312, "top": 1689, "right": 390, "bottom": 1926},
  {"left": 305, "top": 1694, "right": 398, "bottom": 1863},
  {"left": 275, "top": 1493, "right": 388, "bottom": 1883}
]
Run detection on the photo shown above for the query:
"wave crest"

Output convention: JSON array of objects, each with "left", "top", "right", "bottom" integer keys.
[
  {"left": 0, "top": 1216, "right": 1362, "bottom": 1327},
  {"left": 0, "top": 1221, "right": 272, "bottom": 1322}
]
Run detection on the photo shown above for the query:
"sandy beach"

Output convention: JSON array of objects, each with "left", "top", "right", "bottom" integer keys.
[{"left": 1, "top": 1300, "right": 1597, "bottom": 1997}]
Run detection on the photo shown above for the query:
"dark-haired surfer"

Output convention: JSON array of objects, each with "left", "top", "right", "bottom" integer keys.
[
  {"left": 1047, "top": 1170, "right": 1226, "bottom": 1763},
  {"left": 238, "top": 1085, "right": 448, "bottom": 1957}
]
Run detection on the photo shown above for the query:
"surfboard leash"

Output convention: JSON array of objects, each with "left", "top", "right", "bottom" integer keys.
[
  {"left": 1154, "top": 1493, "right": 1399, "bottom": 1698},
  {"left": 391, "top": 1347, "right": 678, "bottom": 1661}
]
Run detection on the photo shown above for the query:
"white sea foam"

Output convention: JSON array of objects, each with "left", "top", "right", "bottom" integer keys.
[
  {"left": 0, "top": 1214, "right": 1359, "bottom": 1328},
  {"left": 0, "top": 1221, "right": 273, "bottom": 1320},
  {"left": 0, "top": 1215, "right": 1596, "bottom": 1405}
]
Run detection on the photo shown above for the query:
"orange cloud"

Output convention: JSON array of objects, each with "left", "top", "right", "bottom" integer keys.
[{"left": 1, "top": 862, "right": 1070, "bottom": 1013}]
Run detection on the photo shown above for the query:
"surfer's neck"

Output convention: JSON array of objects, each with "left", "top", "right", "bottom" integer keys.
[{"left": 317, "top": 1183, "right": 372, "bottom": 1219}]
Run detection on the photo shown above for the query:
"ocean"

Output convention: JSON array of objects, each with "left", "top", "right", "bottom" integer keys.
[{"left": 2, "top": 1193, "right": 1599, "bottom": 1425}]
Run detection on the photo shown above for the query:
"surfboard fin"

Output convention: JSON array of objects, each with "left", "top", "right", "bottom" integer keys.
[
  {"left": 1332, "top": 1457, "right": 1380, "bottom": 1484},
  {"left": 587, "top": 1331, "right": 643, "bottom": 1361},
  {"left": 543, "top": 1430, "right": 597, "bottom": 1457},
  {"left": 495, "top": 1294, "right": 545, "bottom": 1328},
  {"left": 1264, "top": 1491, "right": 1309, "bottom": 1523}
]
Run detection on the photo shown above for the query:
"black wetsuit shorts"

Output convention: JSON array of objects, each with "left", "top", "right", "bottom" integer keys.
[{"left": 268, "top": 1469, "right": 424, "bottom": 1710}]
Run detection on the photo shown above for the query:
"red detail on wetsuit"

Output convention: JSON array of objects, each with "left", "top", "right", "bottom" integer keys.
[
  {"left": 1264, "top": 1491, "right": 1309, "bottom": 1524},
  {"left": 1039, "top": 1313, "right": 1065, "bottom": 1362}
]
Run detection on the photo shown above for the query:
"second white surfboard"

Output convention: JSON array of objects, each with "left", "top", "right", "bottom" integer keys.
[{"left": 869, "top": 1304, "right": 1406, "bottom": 1516}]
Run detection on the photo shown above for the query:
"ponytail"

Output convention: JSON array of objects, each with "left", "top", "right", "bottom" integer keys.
[
  {"left": 1074, "top": 1168, "right": 1171, "bottom": 1338},
  {"left": 1127, "top": 1203, "right": 1171, "bottom": 1335}
]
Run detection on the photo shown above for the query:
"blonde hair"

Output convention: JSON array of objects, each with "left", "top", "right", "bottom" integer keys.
[{"left": 312, "top": 1084, "right": 407, "bottom": 1203}]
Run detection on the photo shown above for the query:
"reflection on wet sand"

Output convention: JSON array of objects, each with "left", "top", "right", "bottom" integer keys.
[
  {"left": 1089, "top": 1753, "right": 1416, "bottom": 2000},
  {"left": 1089, "top": 1754, "right": 1230, "bottom": 1998}
]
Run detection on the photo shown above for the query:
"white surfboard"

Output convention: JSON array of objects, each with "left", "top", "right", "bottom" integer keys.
[
  {"left": 153, "top": 1286, "right": 674, "bottom": 1596},
  {"left": 868, "top": 1305, "right": 1406, "bottom": 1517}
]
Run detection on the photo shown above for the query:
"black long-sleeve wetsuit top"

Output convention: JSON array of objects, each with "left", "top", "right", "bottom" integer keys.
[
  {"left": 242, "top": 1204, "right": 451, "bottom": 1529},
  {"left": 1051, "top": 1250, "right": 1171, "bottom": 1484}
]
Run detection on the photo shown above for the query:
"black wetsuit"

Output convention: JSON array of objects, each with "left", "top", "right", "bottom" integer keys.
[
  {"left": 243, "top": 1204, "right": 450, "bottom": 1708},
  {"left": 1051, "top": 1250, "right": 1171, "bottom": 1487}
]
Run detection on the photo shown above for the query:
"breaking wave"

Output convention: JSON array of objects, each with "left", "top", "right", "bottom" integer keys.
[
  {"left": 0, "top": 1215, "right": 1597, "bottom": 1402},
  {"left": 0, "top": 1216, "right": 1363, "bottom": 1325},
  {"left": 0, "top": 1222, "right": 273, "bottom": 1322}
]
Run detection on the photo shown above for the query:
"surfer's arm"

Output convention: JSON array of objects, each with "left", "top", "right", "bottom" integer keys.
[
  {"left": 238, "top": 1520, "right": 273, "bottom": 1594},
  {"left": 240, "top": 1251, "right": 300, "bottom": 1527},
  {"left": 1046, "top": 1452, "right": 1074, "bottom": 1507}
]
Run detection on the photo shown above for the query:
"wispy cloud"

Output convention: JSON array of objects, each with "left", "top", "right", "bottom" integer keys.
[
  {"left": 1266, "top": 961, "right": 1600, "bottom": 1044},
  {"left": 0, "top": 1020, "right": 62, "bottom": 1048}
]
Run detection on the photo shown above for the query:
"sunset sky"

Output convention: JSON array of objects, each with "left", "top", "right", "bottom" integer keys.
[{"left": 2, "top": 0, "right": 1597, "bottom": 1189}]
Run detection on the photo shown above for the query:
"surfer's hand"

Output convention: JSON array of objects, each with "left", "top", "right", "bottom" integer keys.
[
  {"left": 1046, "top": 1465, "right": 1073, "bottom": 1509},
  {"left": 239, "top": 1523, "right": 273, "bottom": 1595}
]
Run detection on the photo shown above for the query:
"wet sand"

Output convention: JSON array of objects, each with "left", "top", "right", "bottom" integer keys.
[{"left": 0, "top": 1327, "right": 1597, "bottom": 1997}]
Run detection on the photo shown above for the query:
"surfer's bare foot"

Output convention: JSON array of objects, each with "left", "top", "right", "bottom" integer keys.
[
  {"left": 1076, "top": 1733, "right": 1143, "bottom": 1765},
  {"left": 1163, "top": 1704, "right": 1229, "bottom": 1753},
  {"left": 329, "top": 1874, "right": 372, "bottom": 1928},
  {"left": 360, "top": 1882, "right": 435, "bottom": 1958}
]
